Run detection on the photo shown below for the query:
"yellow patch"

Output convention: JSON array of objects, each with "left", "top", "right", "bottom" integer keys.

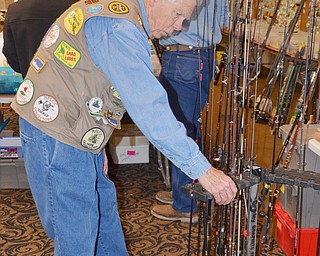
[
  {"left": 64, "top": 8, "right": 84, "bottom": 35},
  {"left": 108, "top": 1, "right": 129, "bottom": 14},
  {"left": 264, "top": 183, "right": 270, "bottom": 189},
  {"left": 54, "top": 41, "right": 81, "bottom": 69}
]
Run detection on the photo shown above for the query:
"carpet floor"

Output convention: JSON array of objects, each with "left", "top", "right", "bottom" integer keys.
[{"left": 0, "top": 158, "right": 285, "bottom": 256}]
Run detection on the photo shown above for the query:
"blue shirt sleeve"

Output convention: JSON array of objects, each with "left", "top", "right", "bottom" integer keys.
[{"left": 84, "top": 16, "right": 211, "bottom": 179}]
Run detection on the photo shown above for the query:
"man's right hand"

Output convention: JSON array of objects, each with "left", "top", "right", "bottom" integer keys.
[{"left": 198, "top": 166, "right": 238, "bottom": 205}]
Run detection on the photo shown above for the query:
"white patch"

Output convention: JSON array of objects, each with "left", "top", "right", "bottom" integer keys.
[
  {"left": 87, "top": 97, "right": 103, "bottom": 115},
  {"left": 81, "top": 128, "right": 105, "bottom": 150},
  {"left": 33, "top": 95, "right": 59, "bottom": 122},
  {"left": 43, "top": 24, "right": 60, "bottom": 48},
  {"left": 15, "top": 79, "right": 34, "bottom": 105}
]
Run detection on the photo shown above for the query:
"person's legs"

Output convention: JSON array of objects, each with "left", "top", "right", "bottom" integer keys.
[
  {"left": 19, "top": 117, "right": 128, "bottom": 256},
  {"left": 171, "top": 164, "right": 196, "bottom": 212},
  {"left": 153, "top": 49, "right": 213, "bottom": 219},
  {"left": 164, "top": 50, "right": 201, "bottom": 212}
]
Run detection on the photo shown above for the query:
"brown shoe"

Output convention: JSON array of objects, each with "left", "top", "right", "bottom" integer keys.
[
  {"left": 155, "top": 191, "right": 173, "bottom": 204},
  {"left": 151, "top": 205, "right": 198, "bottom": 223}
]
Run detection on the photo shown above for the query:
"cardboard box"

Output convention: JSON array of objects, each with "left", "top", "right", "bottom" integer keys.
[
  {"left": 0, "top": 129, "right": 13, "bottom": 136},
  {"left": 0, "top": 0, "right": 14, "bottom": 10},
  {"left": 0, "top": 158, "right": 28, "bottom": 188},
  {"left": 109, "top": 124, "right": 149, "bottom": 164}
]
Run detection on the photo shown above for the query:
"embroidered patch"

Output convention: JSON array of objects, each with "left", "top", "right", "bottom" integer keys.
[
  {"left": 111, "top": 86, "right": 121, "bottom": 99},
  {"left": 85, "top": 0, "right": 100, "bottom": 4},
  {"left": 43, "top": 24, "right": 60, "bottom": 48},
  {"left": 87, "top": 4, "right": 104, "bottom": 14},
  {"left": 108, "top": 1, "right": 129, "bottom": 14},
  {"left": 81, "top": 128, "right": 105, "bottom": 150},
  {"left": 54, "top": 41, "right": 81, "bottom": 69},
  {"left": 87, "top": 97, "right": 103, "bottom": 121},
  {"left": 101, "top": 110, "right": 121, "bottom": 129},
  {"left": 15, "top": 79, "right": 34, "bottom": 105},
  {"left": 31, "top": 55, "right": 46, "bottom": 73},
  {"left": 33, "top": 95, "right": 59, "bottom": 122},
  {"left": 64, "top": 8, "right": 84, "bottom": 35}
]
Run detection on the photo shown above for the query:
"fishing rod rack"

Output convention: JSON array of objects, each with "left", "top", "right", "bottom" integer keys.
[
  {"left": 182, "top": 167, "right": 320, "bottom": 204},
  {"left": 182, "top": 168, "right": 320, "bottom": 255},
  {"left": 179, "top": 0, "right": 320, "bottom": 254}
]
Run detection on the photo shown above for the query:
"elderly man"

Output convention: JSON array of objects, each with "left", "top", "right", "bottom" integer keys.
[{"left": 10, "top": 0, "right": 237, "bottom": 255}]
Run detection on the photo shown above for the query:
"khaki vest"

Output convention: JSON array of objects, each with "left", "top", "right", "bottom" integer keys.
[{"left": 11, "top": 0, "right": 144, "bottom": 154}]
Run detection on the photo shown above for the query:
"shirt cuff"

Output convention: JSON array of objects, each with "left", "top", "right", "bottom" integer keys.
[{"left": 179, "top": 151, "right": 211, "bottom": 180}]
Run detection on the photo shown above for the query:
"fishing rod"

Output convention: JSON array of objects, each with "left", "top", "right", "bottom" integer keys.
[
  {"left": 256, "top": 0, "right": 307, "bottom": 123},
  {"left": 257, "top": 0, "right": 292, "bottom": 234},
  {"left": 258, "top": 58, "right": 320, "bottom": 256},
  {"left": 257, "top": 0, "right": 307, "bottom": 222}
]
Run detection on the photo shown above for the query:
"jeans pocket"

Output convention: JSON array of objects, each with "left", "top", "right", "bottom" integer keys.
[
  {"left": 20, "top": 133, "right": 36, "bottom": 148},
  {"left": 101, "top": 169, "right": 114, "bottom": 184},
  {"left": 19, "top": 118, "right": 36, "bottom": 145},
  {"left": 174, "top": 55, "right": 200, "bottom": 83}
]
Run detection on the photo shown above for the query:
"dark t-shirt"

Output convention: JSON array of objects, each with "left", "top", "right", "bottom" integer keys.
[{"left": 2, "top": 0, "right": 78, "bottom": 78}]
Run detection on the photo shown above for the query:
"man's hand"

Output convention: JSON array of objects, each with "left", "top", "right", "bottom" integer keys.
[{"left": 198, "top": 166, "right": 238, "bottom": 205}]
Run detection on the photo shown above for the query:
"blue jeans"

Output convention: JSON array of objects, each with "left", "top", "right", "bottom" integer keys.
[
  {"left": 158, "top": 48, "right": 213, "bottom": 212},
  {"left": 19, "top": 117, "right": 128, "bottom": 256}
]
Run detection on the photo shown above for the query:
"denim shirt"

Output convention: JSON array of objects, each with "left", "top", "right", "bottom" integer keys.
[
  {"left": 160, "top": 0, "right": 229, "bottom": 47},
  {"left": 84, "top": 0, "right": 211, "bottom": 179}
]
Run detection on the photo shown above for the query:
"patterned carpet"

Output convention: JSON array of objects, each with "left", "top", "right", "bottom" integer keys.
[{"left": 0, "top": 157, "right": 286, "bottom": 256}]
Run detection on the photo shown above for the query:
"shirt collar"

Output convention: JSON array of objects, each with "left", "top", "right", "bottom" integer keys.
[{"left": 137, "top": 0, "right": 150, "bottom": 38}]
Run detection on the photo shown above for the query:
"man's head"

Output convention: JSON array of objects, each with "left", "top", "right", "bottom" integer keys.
[{"left": 144, "top": 0, "right": 201, "bottom": 39}]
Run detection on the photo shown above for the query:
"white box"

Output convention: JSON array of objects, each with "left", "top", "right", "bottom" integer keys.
[
  {"left": 0, "top": 136, "right": 23, "bottom": 158},
  {"left": 109, "top": 124, "right": 149, "bottom": 164}
]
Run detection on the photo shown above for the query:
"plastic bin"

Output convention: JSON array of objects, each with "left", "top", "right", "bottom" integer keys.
[
  {"left": 274, "top": 203, "right": 318, "bottom": 256},
  {"left": 0, "top": 66, "right": 23, "bottom": 94}
]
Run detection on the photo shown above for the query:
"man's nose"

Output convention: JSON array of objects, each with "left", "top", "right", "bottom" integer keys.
[{"left": 172, "top": 17, "right": 184, "bottom": 31}]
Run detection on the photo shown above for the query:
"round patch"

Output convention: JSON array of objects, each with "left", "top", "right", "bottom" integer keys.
[
  {"left": 43, "top": 24, "right": 60, "bottom": 48},
  {"left": 81, "top": 128, "right": 105, "bottom": 150},
  {"left": 33, "top": 95, "right": 59, "bottom": 122},
  {"left": 88, "top": 97, "right": 103, "bottom": 116},
  {"left": 108, "top": 1, "right": 129, "bottom": 14},
  {"left": 15, "top": 79, "right": 34, "bottom": 105},
  {"left": 87, "top": 4, "right": 104, "bottom": 14}
]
